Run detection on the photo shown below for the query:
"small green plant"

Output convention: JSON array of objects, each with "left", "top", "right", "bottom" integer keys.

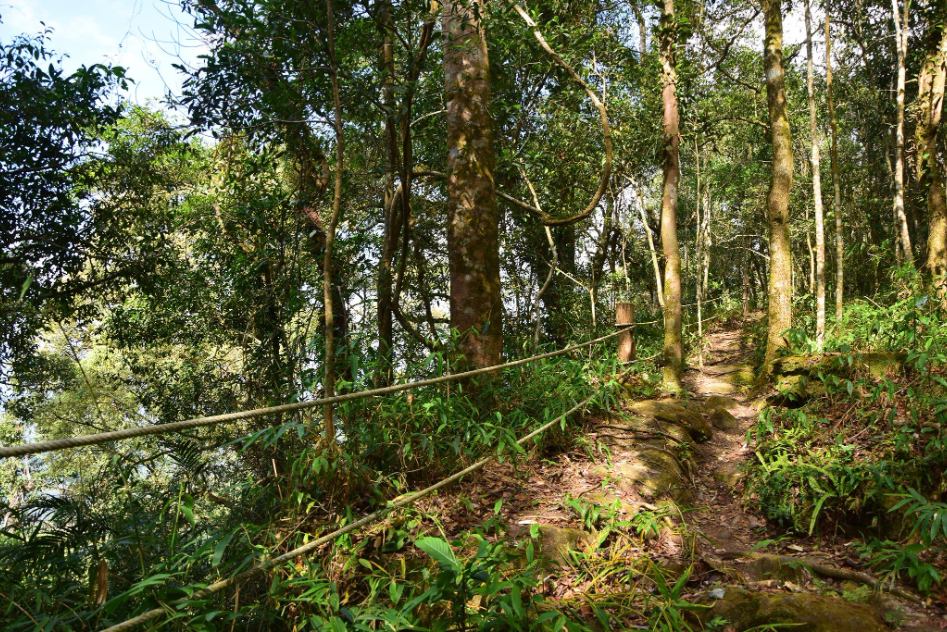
[
  {"left": 631, "top": 505, "right": 674, "bottom": 540},
  {"left": 858, "top": 539, "right": 942, "bottom": 594},
  {"left": 644, "top": 565, "right": 705, "bottom": 632},
  {"left": 412, "top": 536, "right": 583, "bottom": 631}
]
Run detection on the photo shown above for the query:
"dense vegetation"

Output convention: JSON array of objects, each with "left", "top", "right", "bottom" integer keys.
[{"left": 2, "top": 0, "right": 947, "bottom": 629}]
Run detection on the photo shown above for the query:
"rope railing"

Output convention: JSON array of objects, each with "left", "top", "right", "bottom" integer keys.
[
  {"left": 100, "top": 375, "right": 620, "bottom": 632},
  {"left": 0, "top": 300, "right": 735, "bottom": 460},
  {"left": 0, "top": 330, "right": 628, "bottom": 459},
  {"left": 15, "top": 299, "right": 735, "bottom": 630}
]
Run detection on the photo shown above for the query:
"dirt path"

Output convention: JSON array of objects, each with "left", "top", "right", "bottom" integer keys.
[
  {"left": 422, "top": 318, "right": 945, "bottom": 628},
  {"left": 681, "top": 319, "right": 944, "bottom": 630},
  {"left": 684, "top": 323, "right": 767, "bottom": 555}
]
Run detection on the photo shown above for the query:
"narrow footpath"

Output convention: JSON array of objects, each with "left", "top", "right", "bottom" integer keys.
[{"left": 424, "top": 318, "right": 946, "bottom": 629}]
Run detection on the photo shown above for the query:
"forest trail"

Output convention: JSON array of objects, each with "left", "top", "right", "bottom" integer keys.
[
  {"left": 679, "top": 320, "right": 943, "bottom": 631},
  {"left": 684, "top": 322, "right": 766, "bottom": 556}
]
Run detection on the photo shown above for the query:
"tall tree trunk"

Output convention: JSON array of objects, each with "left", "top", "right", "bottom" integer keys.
[
  {"left": 443, "top": 0, "right": 503, "bottom": 369},
  {"left": 660, "top": 0, "right": 683, "bottom": 392},
  {"left": 918, "top": 17, "right": 947, "bottom": 302},
  {"left": 892, "top": 0, "right": 914, "bottom": 263},
  {"left": 804, "top": 0, "right": 826, "bottom": 349},
  {"left": 323, "top": 0, "right": 344, "bottom": 442},
  {"left": 826, "top": 11, "right": 844, "bottom": 322},
  {"left": 762, "top": 0, "right": 794, "bottom": 373},
  {"left": 376, "top": 0, "right": 399, "bottom": 386}
]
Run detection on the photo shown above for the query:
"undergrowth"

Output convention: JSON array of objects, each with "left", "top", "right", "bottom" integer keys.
[
  {"left": 744, "top": 270, "right": 947, "bottom": 594},
  {"left": 0, "top": 325, "right": 674, "bottom": 630}
]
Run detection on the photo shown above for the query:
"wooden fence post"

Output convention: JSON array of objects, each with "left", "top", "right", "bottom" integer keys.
[{"left": 617, "top": 301, "right": 636, "bottom": 363}]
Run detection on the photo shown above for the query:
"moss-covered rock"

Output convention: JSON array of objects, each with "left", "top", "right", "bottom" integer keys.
[
  {"left": 616, "top": 447, "right": 691, "bottom": 504},
  {"left": 692, "top": 586, "right": 888, "bottom": 631},
  {"left": 628, "top": 400, "right": 713, "bottom": 442},
  {"left": 773, "top": 352, "right": 906, "bottom": 380},
  {"left": 704, "top": 395, "right": 740, "bottom": 411},
  {"left": 536, "top": 525, "right": 596, "bottom": 566},
  {"left": 595, "top": 415, "right": 694, "bottom": 447},
  {"left": 712, "top": 462, "right": 742, "bottom": 487},
  {"left": 709, "top": 406, "right": 739, "bottom": 430}
]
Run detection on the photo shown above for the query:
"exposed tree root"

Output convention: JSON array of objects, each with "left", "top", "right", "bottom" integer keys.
[{"left": 718, "top": 550, "right": 924, "bottom": 604}]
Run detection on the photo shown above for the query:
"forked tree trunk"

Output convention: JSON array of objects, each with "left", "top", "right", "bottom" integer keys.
[
  {"left": 443, "top": 0, "right": 503, "bottom": 369},
  {"left": 762, "top": 0, "right": 794, "bottom": 374},
  {"left": 892, "top": 0, "right": 914, "bottom": 263},
  {"left": 826, "top": 12, "right": 844, "bottom": 321},
  {"left": 804, "top": 0, "right": 825, "bottom": 349},
  {"left": 660, "top": 0, "right": 683, "bottom": 392},
  {"left": 917, "top": 18, "right": 947, "bottom": 302}
]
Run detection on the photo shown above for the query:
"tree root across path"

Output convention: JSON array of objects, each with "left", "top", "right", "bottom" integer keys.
[{"left": 717, "top": 550, "right": 924, "bottom": 604}]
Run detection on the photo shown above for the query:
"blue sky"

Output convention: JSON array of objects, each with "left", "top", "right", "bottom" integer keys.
[{"left": 0, "top": 0, "right": 205, "bottom": 105}]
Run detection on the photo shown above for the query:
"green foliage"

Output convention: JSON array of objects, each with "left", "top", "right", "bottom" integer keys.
[
  {"left": 644, "top": 565, "right": 705, "bottom": 632},
  {"left": 746, "top": 281, "right": 947, "bottom": 592},
  {"left": 1, "top": 26, "right": 127, "bottom": 378}
]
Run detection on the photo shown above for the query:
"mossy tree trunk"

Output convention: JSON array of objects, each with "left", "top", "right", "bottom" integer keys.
[
  {"left": 917, "top": 14, "right": 947, "bottom": 303},
  {"left": 762, "top": 0, "right": 793, "bottom": 374}
]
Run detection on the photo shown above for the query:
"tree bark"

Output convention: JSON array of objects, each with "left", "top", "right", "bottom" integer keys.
[
  {"left": 443, "top": 0, "right": 503, "bottom": 369},
  {"left": 617, "top": 302, "right": 636, "bottom": 363},
  {"left": 917, "top": 16, "right": 947, "bottom": 302},
  {"left": 762, "top": 0, "right": 794, "bottom": 374},
  {"left": 892, "top": 0, "right": 914, "bottom": 263},
  {"left": 323, "top": 0, "right": 344, "bottom": 442},
  {"left": 376, "top": 0, "right": 399, "bottom": 385},
  {"left": 826, "top": 11, "right": 844, "bottom": 322},
  {"left": 660, "top": 0, "right": 683, "bottom": 392},
  {"left": 804, "top": 0, "right": 826, "bottom": 349}
]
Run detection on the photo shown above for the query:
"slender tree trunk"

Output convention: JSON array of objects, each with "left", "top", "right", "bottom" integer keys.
[
  {"left": 892, "top": 0, "right": 914, "bottom": 263},
  {"left": 804, "top": 0, "right": 826, "bottom": 349},
  {"left": 762, "top": 0, "right": 794, "bottom": 374},
  {"left": 376, "top": 0, "right": 399, "bottom": 386},
  {"left": 443, "top": 0, "right": 503, "bottom": 369},
  {"left": 660, "top": 0, "right": 683, "bottom": 392},
  {"left": 533, "top": 226, "right": 558, "bottom": 352},
  {"left": 695, "top": 136, "right": 705, "bottom": 364},
  {"left": 918, "top": 18, "right": 947, "bottom": 302},
  {"left": 826, "top": 12, "right": 844, "bottom": 321},
  {"left": 323, "top": 0, "right": 344, "bottom": 442},
  {"left": 632, "top": 4, "right": 648, "bottom": 57},
  {"left": 631, "top": 175, "right": 665, "bottom": 307},
  {"left": 806, "top": 209, "right": 815, "bottom": 295}
]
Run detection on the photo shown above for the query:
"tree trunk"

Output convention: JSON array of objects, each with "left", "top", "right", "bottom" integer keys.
[
  {"left": 443, "top": 0, "right": 503, "bottom": 369},
  {"left": 762, "top": 0, "right": 794, "bottom": 374},
  {"left": 631, "top": 175, "right": 665, "bottom": 307},
  {"left": 660, "top": 0, "right": 683, "bottom": 392},
  {"left": 804, "top": 0, "right": 825, "bottom": 349},
  {"left": 826, "top": 11, "right": 844, "bottom": 322},
  {"left": 918, "top": 17, "right": 947, "bottom": 302},
  {"left": 376, "top": 0, "right": 399, "bottom": 386},
  {"left": 632, "top": 4, "right": 648, "bottom": 58},
  {"left": 323, "top": 0, "right": 344, "bottom": 442},
  {"left": 892, "top": 0, "right": 914, "bottom": 263}
]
